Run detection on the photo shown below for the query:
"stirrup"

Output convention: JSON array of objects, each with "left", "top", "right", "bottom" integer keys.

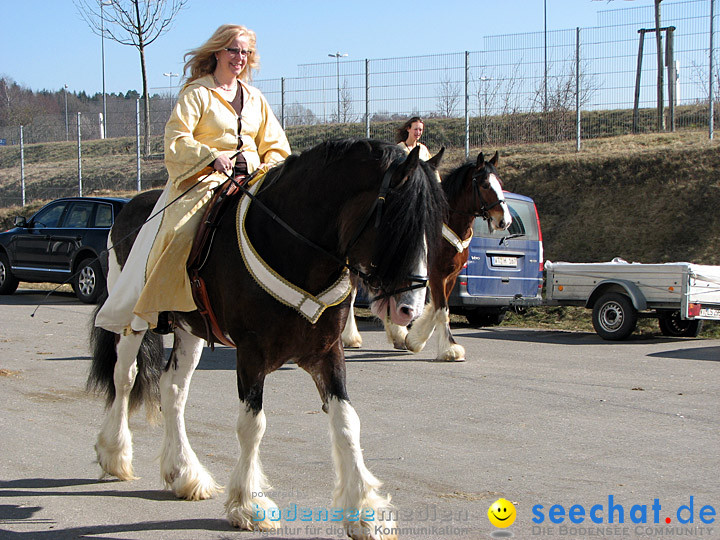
[{"left": 152, "top": 311, "right": 174, "bottom": 335}]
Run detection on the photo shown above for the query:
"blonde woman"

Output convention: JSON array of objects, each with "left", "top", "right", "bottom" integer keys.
[
  {"left": 395, "top": 116, "right": 431, "bottom": 160},
  {"left": 96, "top": 24, "right": 290, "bottom": 334}
]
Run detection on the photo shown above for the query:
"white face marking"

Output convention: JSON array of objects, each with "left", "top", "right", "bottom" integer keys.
[{"left": 488, "top": 173, "right": 512, "bottom": 230}]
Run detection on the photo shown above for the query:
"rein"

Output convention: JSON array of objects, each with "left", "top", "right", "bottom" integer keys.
[{"left": 223, "top": 156, "right": 427, "bottom": 301}]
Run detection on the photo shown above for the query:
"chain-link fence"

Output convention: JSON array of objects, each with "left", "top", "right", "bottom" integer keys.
[{"left": 1, "top": 0, "right": 718, "bottom": 207}]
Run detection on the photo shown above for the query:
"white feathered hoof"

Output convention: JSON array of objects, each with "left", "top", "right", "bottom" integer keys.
[
  {"left": 164, "top": 465, "right": 222, "bottom": 501},
  {"left": 343, "top": 332, "right": 363, "bottom": 348},
  {"left": 346, "top": 519, "right": 399, "bottom": 540},
  {"left": 95, "top": 436, "right": 136, "bottom": 481},
  {"left": 225, "top": 495, "right": 280, "bottom": 531},
  {"left": 436, "top": 343, "right": 466, "bottom": 362}
]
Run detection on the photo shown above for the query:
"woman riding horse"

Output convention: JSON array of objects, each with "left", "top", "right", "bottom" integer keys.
[{"left": 95, "top": 24, "right": 290, "bottom": 335}]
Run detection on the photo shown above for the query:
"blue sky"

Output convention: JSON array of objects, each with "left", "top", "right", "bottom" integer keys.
[{"left": 1, "top": 0, "right": 652, "bottom": 95}]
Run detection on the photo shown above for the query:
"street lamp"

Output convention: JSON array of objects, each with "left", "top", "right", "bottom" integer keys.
[
  {"left": 64, "top": 84, "right": 69, "bottom": 141},
  {"left": 101, "top": 0, "right": 111, "bottom": 138},
  {"left": 163, "top": 72, "right": 179, "bottom": 93},
  {"left": 328, "top": 52, "right": 348, "bottom": 122},
  {"left": 163, "top": 71, "right": 180, "bottom": 114}
]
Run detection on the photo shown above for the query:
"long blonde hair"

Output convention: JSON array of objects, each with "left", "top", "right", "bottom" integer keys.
[{"left": 183, "top": 25, "right": 260, "bottom": 83}]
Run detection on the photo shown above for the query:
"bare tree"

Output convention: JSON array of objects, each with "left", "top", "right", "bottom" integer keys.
[
  {"left": 74, "top": 0, "right": 187, "bottom": 156},
  {"left": 435, "top": 73, "right": 461, "bottom": 118},
  {"left": 338, "top": 80, "right": 354, "bottom": 123}
]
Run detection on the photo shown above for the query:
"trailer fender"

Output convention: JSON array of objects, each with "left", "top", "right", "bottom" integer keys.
[{"left": 586, "top": 280, "right": 648, "bottom": 311}]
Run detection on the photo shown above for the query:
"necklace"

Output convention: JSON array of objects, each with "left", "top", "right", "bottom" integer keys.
[{"left": 213, "top": 74, "right": 236, "bottom": 92}]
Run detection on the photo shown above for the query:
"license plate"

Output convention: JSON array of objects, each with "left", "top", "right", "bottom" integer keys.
[
  {"left": 699, "top": 307, "right": 720, "bottom": 318},
  {"left": 492, "top": 256, "right": 517, "bottom": 267}
]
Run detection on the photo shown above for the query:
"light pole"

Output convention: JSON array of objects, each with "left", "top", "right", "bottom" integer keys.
[
  {"left": 479, "top": 76, "right": 492, "bottom": 146},
  {"left": 101, "top": 0, "right": 111, "bottom": 138},
  {"left": 64, "top": 84, "right": 69, "bottom": 141},
  {"left": 163, "top": 72, "right": 179, "bottom": 117},
  {"left": 328, "top": 52, "right": 348, "bottom": 122}
]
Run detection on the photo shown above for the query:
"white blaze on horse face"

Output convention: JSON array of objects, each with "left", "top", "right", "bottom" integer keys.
[
  {"left": 369, "top": 238, "right": 428, "bottom": 326},
  {"left": 488, "top": 173, "right": 512, "bottom": 231}
]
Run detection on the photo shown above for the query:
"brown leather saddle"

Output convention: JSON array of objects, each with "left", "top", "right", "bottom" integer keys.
[{"left": 186, "top": 175, "right": 247, "bottom": 349}]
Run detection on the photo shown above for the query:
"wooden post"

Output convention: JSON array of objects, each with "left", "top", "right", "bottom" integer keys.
[{"left": 633, "top": 30, "right": 646, "bottom": 133}]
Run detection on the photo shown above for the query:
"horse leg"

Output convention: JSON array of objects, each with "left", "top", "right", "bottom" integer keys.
[
  {"left": 306, "top": 352, "right": 397, "bottom": 540},
  {"left": 94, "top": 332, "right": 144, "bottom": 480},
  {"left": 225, "top": 350, "right": 277, "bottom": 531},
  {"left": 433, "top": 279, "right": 465, "bottom": 362},
  {"left": 404, "top": 296, "right": 437, "bottom": 353},
  {"left": 159, "top": 326, "right": 220, "bottom": 500},
  {"left": 383, "top": 317, "right": 408, "bottom": 350},
  {"left": 342, "top": 288, "right": 363, "bottom": 348}
]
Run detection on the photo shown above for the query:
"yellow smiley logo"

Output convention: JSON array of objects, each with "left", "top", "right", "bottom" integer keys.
[{"left": 488, "top": 498, "right": 516, "bottom": 528}]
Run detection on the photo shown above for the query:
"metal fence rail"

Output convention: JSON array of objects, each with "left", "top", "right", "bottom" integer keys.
[{"left": 0, "top": 0, "right": 717, "bottom": 208}]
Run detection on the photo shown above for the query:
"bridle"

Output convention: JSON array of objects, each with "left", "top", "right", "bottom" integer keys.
[
  {"left": 449, "top": 166, "right": 507, "bottom": 223},
  {"left": 228, "top": 156, "right": 428, "bottom": 302}
]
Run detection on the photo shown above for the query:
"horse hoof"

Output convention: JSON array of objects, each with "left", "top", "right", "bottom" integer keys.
[{"left": 436, "top": 344, "right": 466, "bottom": 362}]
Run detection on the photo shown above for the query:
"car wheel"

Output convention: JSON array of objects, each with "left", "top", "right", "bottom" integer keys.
[
  {"left": 74, "top": 257, "right": 106, "bottom": 304},
  {"left": 592, "top": 292, "right": 637, "bottom": 341},
  {"left": 658, "top": 311, "right": 703, "bottom": 337},
  {"left": 0, "top": 252, "right": 19, "bottom": 295}
]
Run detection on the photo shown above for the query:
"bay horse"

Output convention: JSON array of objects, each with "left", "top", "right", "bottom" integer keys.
[
  {"left": 343, "top": 151, "right": 511, "bottom": 361},
  {"left": 87, "top": 140, "right": 446, "bottom": 540}
]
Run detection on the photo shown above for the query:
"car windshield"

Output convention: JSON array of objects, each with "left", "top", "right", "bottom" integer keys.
[{"left": 472, "top": 199, "right": 539, "bottom": 241}]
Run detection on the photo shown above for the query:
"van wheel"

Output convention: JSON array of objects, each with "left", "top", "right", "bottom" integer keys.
[
  {"left": 74, "top": 258, "right": 106, "bottom": 304},
  {"left": 0, "top": 253, "right": 19, "bottom": 295},
  {"left": 592, "top": 293, "right": 637, "bottom": 340},
  {"left": 658, "top": 311, "right": 703, "bottom": 337}
]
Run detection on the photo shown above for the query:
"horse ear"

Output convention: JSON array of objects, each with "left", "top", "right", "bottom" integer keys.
[
  {"left": 476, "top": 153, "right": 485, "bottom": 168},
  {"left": 393, "top": 145, "right": 420, "bottom": 187},
  {"left": 427, "top": 146, "right": 445, "bottom": 169},
  {"left": 489, "top": 151, "right": 499, "bottom": 166}
]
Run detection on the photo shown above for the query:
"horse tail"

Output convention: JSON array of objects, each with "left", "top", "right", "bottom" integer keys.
[{"left": 87, "top": 298, "right": 165, "bottom": 416}]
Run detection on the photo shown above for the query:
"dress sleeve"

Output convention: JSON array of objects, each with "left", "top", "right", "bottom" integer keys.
[
  {"left": 164, "top": 86, "right": 223, "bottom": 185},
  {"left": 254, "top": 93, "right": 291, "bottom": 166}
]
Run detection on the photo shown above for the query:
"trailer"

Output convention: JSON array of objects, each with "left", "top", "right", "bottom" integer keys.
[{"left": 544, "top": 259, "right": 720, "bottom": 340}]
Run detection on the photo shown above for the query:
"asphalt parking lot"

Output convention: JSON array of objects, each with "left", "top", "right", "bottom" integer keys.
[{"left": 1, "top": 289, "right": 719, "bottom": 539}]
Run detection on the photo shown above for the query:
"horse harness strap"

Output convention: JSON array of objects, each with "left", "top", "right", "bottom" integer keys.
[
  {"left": 442, "top": 223, "right": 473, "bottom": 253},
  {"left": 236, "top": 175, "right": 352, "bottom": 323}
]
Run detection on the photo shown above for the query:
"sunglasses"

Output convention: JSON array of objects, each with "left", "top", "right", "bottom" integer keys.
[{"left": 224, "top": 47, "right": 254, "bottom": 57}]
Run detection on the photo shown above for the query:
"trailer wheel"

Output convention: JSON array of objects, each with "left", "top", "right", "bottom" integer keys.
[
  {"left": 592, "top": 293, "right": 637, "bottom": 340},
  {"left": 658, "top": 311, "right": 703, "bottom": 337}
]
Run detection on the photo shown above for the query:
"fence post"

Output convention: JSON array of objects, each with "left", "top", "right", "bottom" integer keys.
[
  {"left": 136, "top": 99, "right": 142, "bottom": 191},
  {"left": 576, "top": 27, "right": 581, "bottom": 152},
  {"left": 20, "top": 126, "right": 25, "bottom": 206},
  {"left": 77, "top": 112, "right": 83, "bottom": 197},
  {"left": 281, "top": 77, "right": 286, "bottom": 130},
  {"left": 710, "top": 0, "right": 715, "bottom": 140},
  {"left": 365, "top": 59, "right": 370, "bottom": 138},
  {"left": 464, "top": 51, "right": 469, "bottom": 159}
]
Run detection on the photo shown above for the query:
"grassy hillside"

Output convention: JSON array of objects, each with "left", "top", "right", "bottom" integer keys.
[{"left": 1, "top": 129, "right": 719, "bottom": 267}]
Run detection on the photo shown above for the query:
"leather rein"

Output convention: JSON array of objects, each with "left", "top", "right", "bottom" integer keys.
[{"left": 224, "top": 156, "right": 428, "bottom": 302}]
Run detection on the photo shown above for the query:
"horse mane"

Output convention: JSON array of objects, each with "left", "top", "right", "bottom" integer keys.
[
  {"left": 256, "top": 138, "right": 446, "bottom": 294},
  {"left": 441, "top": 161, "right": 475, "bottom": 202}
]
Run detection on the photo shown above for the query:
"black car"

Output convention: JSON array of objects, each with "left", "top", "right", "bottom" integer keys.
[{"left": 0, "top": 196, "right": 129, "bottom": 303}]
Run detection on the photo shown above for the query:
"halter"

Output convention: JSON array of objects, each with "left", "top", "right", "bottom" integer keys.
[
  {"left": 449, "top": 167, "right": 507, "bottom": 223},
  {"left": 227, "top": 156, "right": 428, "bottom": 302}
]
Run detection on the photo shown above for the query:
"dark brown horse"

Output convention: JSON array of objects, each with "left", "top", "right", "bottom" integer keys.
[
  {"left": 343, "top": 151, "right": 511, "bottom": 361},
  {"left": 87, "top": 139, "right": 446, "bottom": 540}
]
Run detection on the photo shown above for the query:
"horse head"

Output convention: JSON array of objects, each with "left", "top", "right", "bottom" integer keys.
[
  {"left": 342, "top": 144, "right": 446, "bottom": 327},
  {"left": 469, "top": 151, "right": 512, "bottom": 231}
]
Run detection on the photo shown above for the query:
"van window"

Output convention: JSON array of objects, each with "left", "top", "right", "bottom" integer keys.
[{"left": 472, "top": 199, "right": 539, "bottom": 241}]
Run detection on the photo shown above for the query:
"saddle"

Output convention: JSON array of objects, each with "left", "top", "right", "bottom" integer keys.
[{"left": 187, "top": 175, "right": 247, "bottom": 349}]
